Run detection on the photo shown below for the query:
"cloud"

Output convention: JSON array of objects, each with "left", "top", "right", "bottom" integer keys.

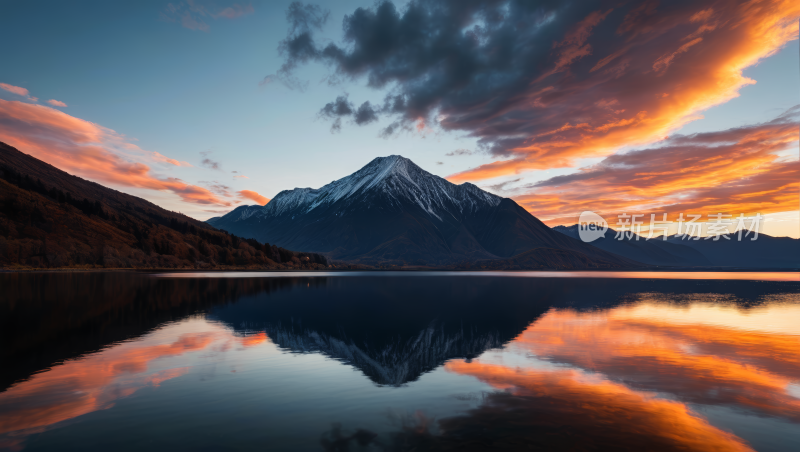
[
  {"left": 46, "top": 99, "right": 68, "bottom": 107},
  {"left": 320, "top": 95, "right": 354, "bottom": 117},
  {"left": 446, "top": 149, "right": 473, "bottom": 157},
  {"left": 161, "top": 1, "right": 254, "bottom": 32},
  {"left": 274, "top": 0, "right": 799, "bottom": 175},
  {"left": 201, "top": 157, "right": 222, "bottom": 171},
  {"left": 151, "top": 151, "right": 191, "bottom": 166},
  {"left": 318, "top": 95, "right": 378, "bottom": 131},
  {"left": 499, "top": 303, "right": 800, "bottom": 423},
  {"left": 0, "top": 99, "right": 229, "bottom": 206},
  {"left": 445, "top": 361, "right": 753, "bottom": 452},
  {"left": 200, "top": 181, "right": 233, "bottom": 197},
  {"left": 511, "top": 108, "right": 800, "bottom": 223},
  {"left": 1, "top": 82, "right": 38, "bottom": 102},
  {"left": 238, "top": 189, "right": 270, "bottom": 205},
  {"left": 0, "top": 331, "right": 218, "bottom": 437},
  {"left": 0, "top": 321, "right": 269, "bottom": 446},
  {"left": 233, "top": 175, "right": 248, "bottom": 179},
  {"left": 0, "top": 83, "right": 30, "bottom": 97}
]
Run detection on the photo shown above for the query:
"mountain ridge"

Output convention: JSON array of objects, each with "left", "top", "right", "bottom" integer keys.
[{"left": 554, "top": 224, "right": 798, "bottom": 269}]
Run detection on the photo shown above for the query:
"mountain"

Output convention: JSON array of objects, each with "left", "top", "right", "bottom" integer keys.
[
  {"left": 554, "top": 224, "right": 799, "bottom": 269},
  {"left": 664, "top": 233, "right": 799, "bottom": 269},
  {"left": 553, "top": 225, "right": 713, "bottom": 267},
  {"left": 208, "top": 156, "right": 637, "bottom": 268},
  {"left": 0, "top": 141, "right": 328, "bottom": 269}
]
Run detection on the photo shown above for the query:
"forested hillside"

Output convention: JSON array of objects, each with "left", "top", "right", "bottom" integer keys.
[{"left": 0, "top": 142, "right": 329, "bottom": 270}]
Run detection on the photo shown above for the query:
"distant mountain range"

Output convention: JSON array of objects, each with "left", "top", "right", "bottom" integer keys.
[
  {"left": 0, "top": 142, "right": 327, "bottom": 269},
  {"left": 208, "top": 156, "right": 636, "bottom": 269},
  {"left": 554, "top": 224, "right": 798, "bottom": 269}
]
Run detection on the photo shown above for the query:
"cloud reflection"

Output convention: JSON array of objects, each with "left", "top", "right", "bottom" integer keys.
[
  {"left": 441, "top": 298, "right": 800, "bottom": 451},
  {"left": 0, "top": 322, "right": 268, "bottom": 449}
]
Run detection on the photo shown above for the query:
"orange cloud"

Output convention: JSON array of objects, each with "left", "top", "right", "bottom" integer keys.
[
  {"left": 0, "top": 99, "right": 229, "bottom": 206},
  {"left": 0, "top": 83, "right": 30, "bottom": 98},
  {"left": 45, "top": 99, "right": 67, "bottom": 108},
  {"left": 510, "top": 111, "right": 799, "bottom": 223},
  {"left": 446, "top": 0, "right": 800, "bottom": 181},
  {"left": 238, "top": 189, "right": 269, "bottom": 205}
]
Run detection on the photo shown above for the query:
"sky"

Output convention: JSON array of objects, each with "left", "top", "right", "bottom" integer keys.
[{"left": 0, "top": 0, "right": 797, "bottom": 237}]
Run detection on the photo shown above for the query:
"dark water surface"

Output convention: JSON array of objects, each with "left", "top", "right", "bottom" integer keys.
[{"left": 1, "top": 272, "right": 799, "bottom": 451}]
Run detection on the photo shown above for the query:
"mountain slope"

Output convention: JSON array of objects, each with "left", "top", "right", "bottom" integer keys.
[
  {"left": 209, "top": 156, "right": 637, "bottom": 268},
  {"left": 554, "top": 225, "right": 713, "bottom": 267},
  {"left": 664, "top": 233, "right": 799, "bottom": 269},
  {"left": 0, "top": 141, "right": 327, "bottom": 269}
]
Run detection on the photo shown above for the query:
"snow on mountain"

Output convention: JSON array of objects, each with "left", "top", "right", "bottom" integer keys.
[{"left": 245, "top": 155, "right": 502, "bottom": 221}]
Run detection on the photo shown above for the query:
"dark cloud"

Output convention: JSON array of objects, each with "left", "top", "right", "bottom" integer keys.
[
  {"left": 436, "top": 161, "right": 443, "bottom": 165},
  {"left": 483, "top": 178, "right": 520, "bottom": 193},
  {"left": 201, "top": 158, "right": 222, "bottom": 171},
  {"left": 199, "top": 181, "right": 233, "bottom": 197},
  {"left": 274, "top": 0, "right": 799, "bottom": 178},
  {"left": 267, "top": 1, "right": 331, "bottom": 91},
  {"left": 320, "top": 95, "right": 354, "bottom": 117},
  {"left": 319, "top": 96, "right": 378, "bottom": 131},
  {"left": 446, "top": 149, "right": 473, "bottom": 157},
  {"left": 354, "top": 101, "right": 378, "bottom": 125},
  {"left": 160, "top": 1, "right": 254, "bottom": 32},
  {"left": 330, "top": 117, "right": 342, "bottom": 133}
]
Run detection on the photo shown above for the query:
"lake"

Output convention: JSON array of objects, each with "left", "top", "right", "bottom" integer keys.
[{"left": 1, "top": 272, "right": 799, "bottom": 451}]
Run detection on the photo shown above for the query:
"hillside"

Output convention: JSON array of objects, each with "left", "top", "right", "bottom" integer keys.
[{"left": 0, "top": 142, "right": 329, "bottom": 270}]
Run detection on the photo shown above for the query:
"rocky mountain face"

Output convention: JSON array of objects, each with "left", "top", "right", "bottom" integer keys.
[{"left": 208, "top": 156, "right": 635, "bottom": 268}]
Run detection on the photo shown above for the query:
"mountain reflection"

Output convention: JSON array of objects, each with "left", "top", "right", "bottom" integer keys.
[{"left": 264, "top": 323, "right": 503, "bottom": 386}]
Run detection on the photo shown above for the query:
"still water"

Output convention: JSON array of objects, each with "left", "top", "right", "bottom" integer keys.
[{"left": 1, "top": 272, "right": 799, "bottom": 451}]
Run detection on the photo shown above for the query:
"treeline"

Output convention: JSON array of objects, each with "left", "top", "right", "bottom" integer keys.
[
  {"left": 2, "top": 164, "right": 107, "bottom": 218},
  {"left": 0, "top": 155, "right": 329, "bottom": 270}
]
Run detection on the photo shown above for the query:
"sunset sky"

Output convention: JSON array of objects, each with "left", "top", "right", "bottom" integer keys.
[{"left": 0, "top": 0, "right": 797, "bottom": 236}]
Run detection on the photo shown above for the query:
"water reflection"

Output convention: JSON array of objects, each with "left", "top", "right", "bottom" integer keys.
[
  {"left": 0, "top": 319, "right": 269, "bottom": 450},
  {"left": 433, "top": 299, "right": 800, "bottom": 451},
  {"left": 0, "top": 273, "right": 797, "bottom": 451}
]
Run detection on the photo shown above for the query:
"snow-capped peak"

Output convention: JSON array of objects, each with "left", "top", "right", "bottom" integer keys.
[{"left": 223, "top": 156, "right": 502, "bottom": 221}]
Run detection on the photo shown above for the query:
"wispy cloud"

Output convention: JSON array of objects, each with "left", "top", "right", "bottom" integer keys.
[
  {"left": 445, "top": 149, "right": 473, "bottom": 157},
  {"left": 46, "top": 99, "right": 67, "bottom": 107},
  {"left": 161, "top": 1, "right": 254, "bottom": 32},
  {"left": 238, "top": 189, "right": 269, "bottom": 205},
  {"left": 0, "top": 99, "right": 229, "bottom": 206},
  {"left": 1, "top": 82, "right": 38, "bottom": 102},
  {"left": 200, "top": 155, "right": 222, "bottom": 171}
]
